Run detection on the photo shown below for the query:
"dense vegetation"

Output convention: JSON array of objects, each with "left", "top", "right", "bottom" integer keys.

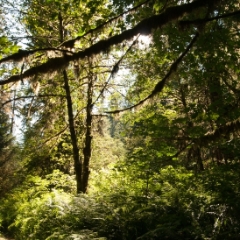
[{"left": 0, "top": 0, "right": 240, "bottom": 239}]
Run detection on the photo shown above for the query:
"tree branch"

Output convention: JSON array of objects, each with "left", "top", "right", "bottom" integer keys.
[
  {"left": 105, "top": 32, "right": 199, "bottom": 114},
  {"left": 179, "top": 10, "right": 240, "bottom": 26},
  {"left": 0, "top": 0, "right": 213, "bottom": 85},
  {"left": 200, "top": 118, "right": 240, "bottom": 144},
  {"left": 58, "top": 0, "right": 152, "bottom": 48},
  {"left": 0, "top": 48, "right": 74, "bottom": 65},
  {"left": 93, "top": 35, "right": 140, "bottom": 106},
  {"left": 1, "top": 94, "right": 66, "bottom": 106}
]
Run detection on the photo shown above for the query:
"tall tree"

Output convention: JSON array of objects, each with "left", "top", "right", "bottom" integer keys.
[{"left": 11, "top": 0, "right": 125, "bottom": 193}]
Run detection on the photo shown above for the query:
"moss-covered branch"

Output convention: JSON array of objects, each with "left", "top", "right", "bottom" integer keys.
[
  {"left": 0, "top": 0, "right": 213, "bottom": 85},
  {"left": 201, "top": 118, "right": 240, "bottom": 144},
  {"left": 59, "top": 0, "right": 152, "bottom": 49},
  {"left": 105, "top": 32, "right": 199, "bottom": 114},
  {"left": 179, "top": 10, "right": 240, "bottom": 27}
]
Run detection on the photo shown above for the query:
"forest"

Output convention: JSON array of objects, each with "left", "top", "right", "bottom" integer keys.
[{"left": 0, "top": 0, "right": 240, "bottom": 239}]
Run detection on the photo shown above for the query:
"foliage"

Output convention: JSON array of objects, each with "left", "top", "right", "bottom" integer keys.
[
  {"left": 1, "top": 0, "right": 240, "bottom": 239},
  {"left": 0, "top": 108, "right": 21, "bottom": 197},
  {"left": 0, "top": 171, "right": 75, "bottom": 238},
  {"left": 1, "top": 164, "right": 240, "bottom": 239},
  {"left": 73, "top": 164, "right": 240, "bottom": 239}
]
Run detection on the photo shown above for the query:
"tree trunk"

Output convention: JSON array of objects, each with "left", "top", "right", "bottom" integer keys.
[
  {"left": 63, "top": 70, "right": 83, "bottom": 193},
  {"left": 81, "top": 65, "right": 94, "bottom": 193},
  {"left": 59, "top": 12, "right": 83, "bottom": 193}
]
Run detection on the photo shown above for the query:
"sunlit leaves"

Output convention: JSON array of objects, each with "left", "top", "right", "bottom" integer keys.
[{"left": 0, "top": 36, "right": 19, "bottom": 58}]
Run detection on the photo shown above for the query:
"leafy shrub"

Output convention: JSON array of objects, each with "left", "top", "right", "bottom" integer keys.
[
  {"left": 0, "top": 171, "right": 75, "bottom": 239},
  {"left": 1, "top": 164, "right": 240, "bottom": 239}
]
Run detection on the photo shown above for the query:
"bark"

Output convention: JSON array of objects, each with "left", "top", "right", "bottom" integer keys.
[
  {"left": 59, "top": 12, "right": 83, "bottom": 193},
  {"left": 10, "top": 89, "right": 16, "bottom": 133},
  {"left": 196, "top": 147, "right": 204, "bottom": 171},
  {"left": 81, "top": 73, "right": 93, "bottom": 193},
  {"left": 63, "top": 70, "right": 83, "bottom": 193}
]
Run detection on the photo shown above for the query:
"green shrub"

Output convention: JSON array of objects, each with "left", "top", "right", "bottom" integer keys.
[{"left": 1, "top": 164, "right": 240, "bottom": 239}]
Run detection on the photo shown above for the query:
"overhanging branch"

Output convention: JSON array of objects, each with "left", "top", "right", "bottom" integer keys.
[
  {"left": 179, "top": 10, "right": 240, "bottom": 26},
  {"left": 0, "top": 0, "right": 213, "bottom": 85},
  {"left": 201, "top": 118, "right": 240, "bottom": 144},
  {"left": 93, "top": 35, "right": 140, "bottom": 106},
  {"left": 0, "top": 48, "right": 73, "bottom": 65},
  {"left": 1, "top": 94, "right": 66, "bottom": 106},
  {"left": 105, "top": 32, "right": 199, "bottom": 114},
  {"left": 59, "top": 0, "right": 152, "bottom": 49}
]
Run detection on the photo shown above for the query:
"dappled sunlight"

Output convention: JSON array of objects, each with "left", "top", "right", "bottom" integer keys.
[{"left": 1, "top": 0, "right": 240, "bottom": 239}]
